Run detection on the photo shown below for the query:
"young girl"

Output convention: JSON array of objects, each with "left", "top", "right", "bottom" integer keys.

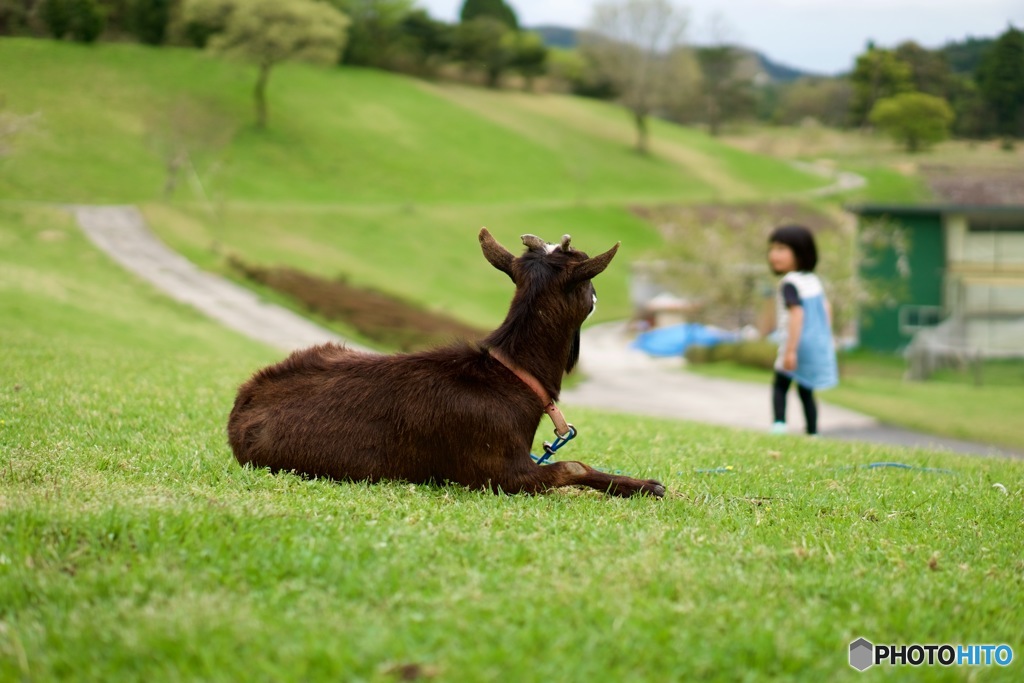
[{"left": 767, "top": 225, "right": 838, "bottom": 435}]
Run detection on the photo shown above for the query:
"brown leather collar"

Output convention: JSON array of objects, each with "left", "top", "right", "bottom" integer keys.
[{"left": 488, "top": 347, "right": 572, "bottom": 437}]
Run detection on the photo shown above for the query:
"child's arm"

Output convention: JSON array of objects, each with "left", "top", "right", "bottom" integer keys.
[
  {"left": 780, "top": 281, "right": 802, "bottom": 371},
  {"left": 783, "top": 306, "right": 803, "bottom": 371}
]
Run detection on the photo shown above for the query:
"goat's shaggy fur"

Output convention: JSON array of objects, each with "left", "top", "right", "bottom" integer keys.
[{"left": 227, "top": 229, "right": 665, "bottom": 497}]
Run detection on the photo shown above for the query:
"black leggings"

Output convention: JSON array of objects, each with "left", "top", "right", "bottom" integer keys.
[{"left": 773, "top": 371, "right": 818, "bottom": 435}]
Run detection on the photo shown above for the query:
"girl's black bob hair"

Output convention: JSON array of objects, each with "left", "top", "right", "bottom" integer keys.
[{"left": 768, "top": 224, "right": 818, "bottom": 272}]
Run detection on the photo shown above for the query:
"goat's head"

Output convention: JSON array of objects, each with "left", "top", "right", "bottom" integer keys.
[{"left": 479, "top": 228, "right": 619, "bottom": 371}]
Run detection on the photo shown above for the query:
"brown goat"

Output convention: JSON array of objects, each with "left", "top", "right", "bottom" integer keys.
[{"left": 227, "top": 229, "right": 665, "bottom": 498}]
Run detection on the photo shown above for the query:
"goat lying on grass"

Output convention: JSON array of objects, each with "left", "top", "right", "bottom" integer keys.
[{"left": 228, "top": 229, "right": 665, "bottom": 498}]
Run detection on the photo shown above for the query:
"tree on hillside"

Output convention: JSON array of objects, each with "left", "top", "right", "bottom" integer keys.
[
  {"left": 941, "top": 36, "right": 994, "bottom": 74},
  {"left": 325, "top": 0, "right": 413, "bottom": 68},
  {"left": 0, "top": 0, "right": 33, "bottom": 34},
  {"left": 40, "top": 0, "right": 106, "bottom": 42},
  {"left": 775, "top": 78, "right": 853, "bottom": 127},
  {"left": 546, "top": 47, "right": 619, "bottom": 99},
  {"left": 183, "top": 0, "right": 349, "bottom": 129},
  {"left": 129, "top": 0, "right": 175, "bottom": 45},
  {"left": 581, "top": 0, "right": 691, "bottom": 154},
  {"left": 895, "top": 41, "right": 952, "bottom": 98},
  {"left": 453, "top": 16, "right": 511, "bottom": 88},
  {"left": 459, "top": 0, "right": 517, "bottom": 31},
  {"left": 947, "top": 74, "right": 992, "bottom": 137},
  {"left": 396, "top": 9, "right": 453, "bottom": 77},
  {"left": 869, "top": 92, "right": 954, "bottom": 152},
  {"left": 977, "top": 25, "right": 1024, "bottom": 140},
  {"left": 884, "top": 39, "right": 996, "bottom": 139},
  {"left": 688, "top": 13, "right": 753, "bottom": 135},
  {"left": 179, "top": 0, "right": 233, "bottom": 47},
  {"left": 694, "top": 44, "right": 754, "bottom": 135},
  {"left": 849, "top": 44, "right": 913, "bottom": 126},
  {"left": 506, "top": 30, "right": 548, "bottom": 91}
]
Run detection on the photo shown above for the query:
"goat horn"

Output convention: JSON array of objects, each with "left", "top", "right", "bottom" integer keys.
[
  {"left": 521, "top": 234, "right": 549, "bottom": 252},
  {"left": 560, "top": 235, "right": 572, "bottom": 251},
  {"left": 479, "top": 228, "right": 515, "bottom": 282}
]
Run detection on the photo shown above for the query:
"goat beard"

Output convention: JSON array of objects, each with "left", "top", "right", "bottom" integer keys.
[{"left": 566, "top": 327, "right": 580, "bottom": 374}]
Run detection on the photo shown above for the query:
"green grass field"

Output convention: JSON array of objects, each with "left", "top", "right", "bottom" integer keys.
[
  {"left": 0, "top": 39, "right": 827, "bottom": 206},
  {"left": 4, "top": 205, "right": 1024, "bottom": 682},
  {"left": 3, "top": 39, "right": 965, "bottom": 326},
  {"left": 0, "top": 38, "right": 831, "bottom": 323},
  {"left": 4, "top": 39, "right": 1024, "bottom": 680},
  {"left": 143, "top": 201, "right": 663, "bottom": 327}
]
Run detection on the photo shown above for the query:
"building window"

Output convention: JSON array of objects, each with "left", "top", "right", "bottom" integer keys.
[
  {"left": 967, "top": 216, "right": 1024, "bottom": 233},
  {"left": 899, "top": 305, "right": 942, "bottom": 334}
]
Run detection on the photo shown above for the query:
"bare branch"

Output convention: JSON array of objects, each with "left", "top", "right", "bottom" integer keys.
[{"left": 581, "top": 0, "right": 694, "bottom": 153}]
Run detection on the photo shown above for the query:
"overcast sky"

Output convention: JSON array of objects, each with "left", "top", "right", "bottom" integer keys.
[{"left": 417, "top": 0, "right": 1023, "bottom": 74}]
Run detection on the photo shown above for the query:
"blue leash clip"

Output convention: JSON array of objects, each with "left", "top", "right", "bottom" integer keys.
[{"left": 531, "top": 425, "right": 578, "bottom": 465}]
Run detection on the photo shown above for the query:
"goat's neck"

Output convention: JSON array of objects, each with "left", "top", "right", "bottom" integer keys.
[{"left": 484, "top": 304, "right": 576, "bottom": 400}]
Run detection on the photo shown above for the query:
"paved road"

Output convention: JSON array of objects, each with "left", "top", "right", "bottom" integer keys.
[
  {"left": 792, "top": 160, "right": 867, "bottom": 197},
  {"left": 74, "top": 205, "right": 364, "bottom": 352},
  {"left": 563, "top": 323, "right": 1021, "bottom": 458},
  {"left": 74, "top": 205, "right": 1019, "bottom": 458}
]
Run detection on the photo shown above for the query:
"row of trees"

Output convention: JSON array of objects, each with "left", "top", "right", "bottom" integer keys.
[
  {"left": 0, "top": 0, "right": 764, "bottom": 155},
  {"left": 3, "top": 0, "right": 177, "bottom": 44},
  {"left": 2, "top": 0, "right": 553, "bottom": 124},
  {"left": 577, "top": 3, "right": 1024, "bottom": 154},
  {"left": 846, "top": 28, "right": 1024, "bottom": 149},
  {"left": 3, "top": 0, "right": 1022, "bottom": 151},
  {"left": 0, "top": 0, "right": 548, "bottom": 84},
  {"left": 576, "top": 0, "right": 761, "bottom": 152},
  {"left": 591, "top": 14, "right": 1024, "bottom": 153}
]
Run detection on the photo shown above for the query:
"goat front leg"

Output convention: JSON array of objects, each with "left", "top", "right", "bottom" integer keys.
[{"left": 505, "top": 460, "right": 665, "bottom": 498}]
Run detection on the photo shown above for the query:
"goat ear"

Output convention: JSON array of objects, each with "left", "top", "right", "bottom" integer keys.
[
  {"left": 479, "top": 228, "right": 515, "bottom": 280},
  {"left": 571, "top": 242, "right": 620, "bottom": 284}
]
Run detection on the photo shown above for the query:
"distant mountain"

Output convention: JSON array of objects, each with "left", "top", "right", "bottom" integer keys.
[
  {"left": 532, "top": 24, "right": 579, "bottom": 50},
  {"left": 530, "top": 24, "right": 817, "bottom": 83},
  {"left": 755, "top": 52, "right": 817, "bottom": 82}
]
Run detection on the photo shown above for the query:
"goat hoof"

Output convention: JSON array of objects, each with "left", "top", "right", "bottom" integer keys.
[{"left": 641, "top": 480, "right": 665, "bottom": 498}]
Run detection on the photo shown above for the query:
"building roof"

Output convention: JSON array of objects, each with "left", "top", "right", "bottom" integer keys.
[
  {"left": 846, "top": 203, "right": 1024, "bottom": 218},
  {"left": 925, "top": 167, "right": 1024, "bottom": 206}
]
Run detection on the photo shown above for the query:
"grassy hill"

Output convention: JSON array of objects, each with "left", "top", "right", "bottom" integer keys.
[
  {"left": 3, "top": 204, "right": 1023, "bottom": 681},
  {"left": 0, "top": 39, "right": 825, "bottom": 205},
  {"left": 3, "top": 41, "right": 1023, "bottom": 680},
  {"left": 0, "top": 40, "right": 801, "bottom": 204},
  {"left": 0, "top": 39, "right": 831, "bottom": 326}
]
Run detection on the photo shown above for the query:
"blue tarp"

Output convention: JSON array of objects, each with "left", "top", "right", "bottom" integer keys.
[{"left": 631, "top": 323, "right": 738, "bottom": 357}]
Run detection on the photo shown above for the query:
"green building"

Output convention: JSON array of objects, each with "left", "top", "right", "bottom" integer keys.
[{"left": 848, "top": 203, "right": 1024, "bottom": 354}]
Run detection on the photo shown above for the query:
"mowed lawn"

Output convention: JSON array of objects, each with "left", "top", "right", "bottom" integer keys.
[
  {"left": 0, "top": 39, "right": 826, "bottom": 206},
  {"left": 1, "top": 38, "right": 829, "bottom": 325},
  {"left": 4, "top": 208, "right": 1024, "bottom": 681},
  {"left": 142, "top": 201, "right": 664, "bottom": 326}
]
